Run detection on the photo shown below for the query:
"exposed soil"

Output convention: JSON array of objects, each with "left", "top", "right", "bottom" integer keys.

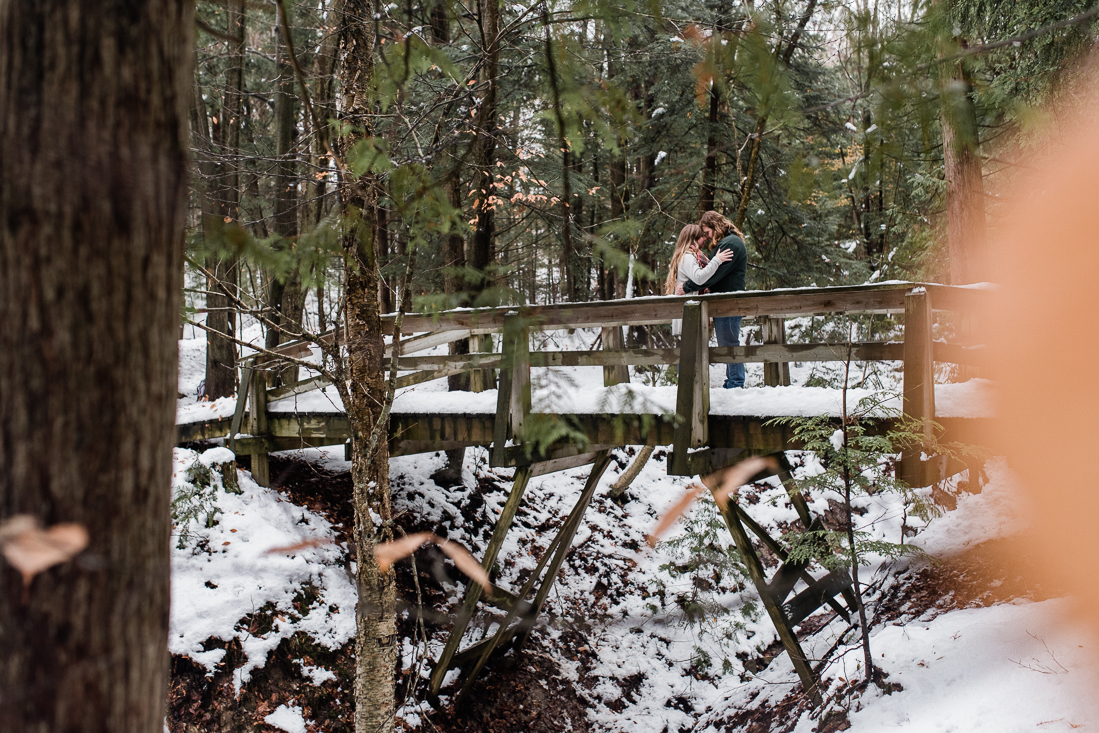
[
  {"left": 415, "top": 647, "right": 592, "bottom": 733},
  {"left": 703, "top": 535, "right": 1054, "bottom": 733},
  {"left": 874, "top": 534, "right": 1063, "bottom": 624},
  {"left": 167, "top": 633, "right": 355, "bottom": 733}
]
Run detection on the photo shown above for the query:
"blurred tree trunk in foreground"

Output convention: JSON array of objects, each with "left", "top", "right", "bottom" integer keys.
[{"left": 0, "top": 0, "right": 192, "bottom": 730}]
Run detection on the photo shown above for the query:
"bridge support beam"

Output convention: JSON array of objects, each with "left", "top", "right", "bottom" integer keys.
[
  {"left": 762, "top": 317, "right": 791, "bottom": 387},
  {"left": 702, "top": 452, "right": 867, "bottom": 707},
  {"left": 899, "top": 287, "right": 936, "bottom": 486},
  {"left": 430, "top": 450, "right": 614, "bottom": 700},
  {"left": 671, "top": 301, "right": 709, "bottom": 476}
]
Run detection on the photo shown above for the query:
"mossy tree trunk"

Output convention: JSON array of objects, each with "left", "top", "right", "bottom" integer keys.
[{"left": 334, "top": 2, "right": 398, "bottom": 731}]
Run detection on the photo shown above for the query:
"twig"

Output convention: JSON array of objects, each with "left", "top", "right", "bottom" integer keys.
[
  {"left": 362, "top": 245, "right": 419, "bottom": 465},
  {"left": 183, "top": 319, "right": 334, "bottom": 383},
  {"left": 195, "top": 16, "right": 242, "bottom": 43},
  {"left": 936, "top": 7, "right": 1099, "bottom": 66},
  {"left": 274, "top": 0, "right": 350, "bottom": 179}
]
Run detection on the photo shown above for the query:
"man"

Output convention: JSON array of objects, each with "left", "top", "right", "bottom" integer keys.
[{"left": 681, "top": 210, "right": 748, "bottom": 388}]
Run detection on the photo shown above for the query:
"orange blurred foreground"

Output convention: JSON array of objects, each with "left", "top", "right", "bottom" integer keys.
[{"left": 980, "top": 84, "right": 1099, "bottom": 641}]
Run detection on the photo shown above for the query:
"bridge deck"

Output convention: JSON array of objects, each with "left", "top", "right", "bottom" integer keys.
[{"left": 178, "top": 382, "right": 990, "bottom": 469}]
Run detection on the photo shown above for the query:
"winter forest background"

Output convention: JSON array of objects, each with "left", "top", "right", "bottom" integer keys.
[
  {"left": 187, "top": 0, "right": 1099, "bottom": 367},
  {"left": 3, "top": 0, "right": 1099, "bottom": 732}
]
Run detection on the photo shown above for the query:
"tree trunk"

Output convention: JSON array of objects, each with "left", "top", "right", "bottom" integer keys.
[
  {"left": 700, "top": 84, "right": 720, "bottom": 214},
  {"left": 306, "top": 0, "right": 345, "bottom": 230},
  {"left": 608, "top": 153, "right": 626, "bottom": 298},
  {"left": 377, "top": 202, "right": 393, "bottom": 313},
  {"left": 941, "top": 44, "right": 986, "bottom": 285},
  {"left": 269, "top": 19, "right": 303, "bottom": 385},
  {"left": 204, "top": 0, "right": 245, "bottom": 399},
  {"left": 468, "top": 0, "right": 500, "bottom": 296},
  {"left": 0, "top": 1, "right": 191, "bottom": 731},
  {"left": 335, "top": 2, "right": 397, "bottom": 732},
  {"left": 542, "top": 10, "right": 579, "bottom": 302},
  {"left": 733, "top": 0, "right": 818, "bottom": 229}
]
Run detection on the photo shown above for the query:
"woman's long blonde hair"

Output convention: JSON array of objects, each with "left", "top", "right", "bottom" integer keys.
[{"left": 664, "top": 224, "right": 705, "bottom": 295}]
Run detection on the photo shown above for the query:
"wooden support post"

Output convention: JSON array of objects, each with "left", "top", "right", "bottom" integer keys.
[
  {"left": 601, "top": 325, "right": 630, "bottom": 386},
  {"left": 775, "top": 452, "right": 813, "bottom": 529},
  {"left": 514, "top": 451, "right": 613, "bottom": 651},
  {"left": 509, "top": 332, "right": 531, "bottom": 443},
  {"left": 714, "top": 486, "right": 822, "bottom": 705},
  {"left": 429, "top": 465, "right": 534, "bottom": 694},
  {"left": 762, "top": 317, "right": 791, "bottom": 387},
  {"left": 247, "top": 365, "right": 270, "bottom": 487},
  {"left": 671, "top": 301, "right": 709, "bottom": 476},
  {"left": 228, "top": 360, "right": 254, "bottom": 453},
  {"left": 455, "top": 451, "right": 613, "bottom": 702},
  {"left": 492, "top": 364, "right": 513, "bottom": 467},
  {"left": 900, "top": 288, "right": 935, "bottom": 486},
  {"left": 469, "top": 333, "right": 495, "bottom": 393},
  {"left": 701, "top": 455, "right": 854, "bottom": 624}
]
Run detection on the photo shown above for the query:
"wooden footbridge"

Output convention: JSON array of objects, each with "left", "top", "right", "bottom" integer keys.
[{"left": 177, "top": 281, "right": 991, "bottom": 704}]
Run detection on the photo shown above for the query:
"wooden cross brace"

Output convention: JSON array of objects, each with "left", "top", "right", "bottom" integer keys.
[
  {"left": 428, "top": 450, "right": 614, "bottom": 699},
  {"left": 702, "top": 452, "right": 858, "bottom": 707}
]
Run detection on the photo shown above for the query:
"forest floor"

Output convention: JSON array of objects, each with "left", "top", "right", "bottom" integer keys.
[
  {"left": 168, "top": 328, "right": 1098, "bottom": 732},
  {"left": 166, "top": 444, "right": 1098, "bottom": 733}
]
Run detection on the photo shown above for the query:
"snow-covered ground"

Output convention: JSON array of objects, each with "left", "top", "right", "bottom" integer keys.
[{"left": 171, "top": 323, "right": 1097, "bottom": 732}]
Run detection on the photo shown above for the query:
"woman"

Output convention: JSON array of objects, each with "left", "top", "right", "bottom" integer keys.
[
  {"left": 664, "top": 223, "right": 734, "bottom": 296},
  {"left": 665, "top": 224, "right": 733, "bottom": 337}
]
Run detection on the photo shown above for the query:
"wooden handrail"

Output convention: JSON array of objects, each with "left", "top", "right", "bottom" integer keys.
[
  {"left": 257, "top": 282, "right": 993, "bottom": 402},
  {"left": 258, "top": 281, "right": 992, "bottom": 358},
  {"left": 382, "top": 281, "right": 992, "bottom": 335}
]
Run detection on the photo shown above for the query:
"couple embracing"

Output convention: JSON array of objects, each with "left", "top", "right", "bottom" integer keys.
[{"left": 664, "top": 211, "right": 748, "bottom": 389}]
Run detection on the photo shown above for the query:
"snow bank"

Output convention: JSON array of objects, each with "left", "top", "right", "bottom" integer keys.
[{"left": 169, "top": 448, "right": 356, "bottom": 691}]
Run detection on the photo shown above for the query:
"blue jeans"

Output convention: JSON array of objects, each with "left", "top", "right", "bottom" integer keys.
[{"left": 714, "top": 315, "right": 744, "bottom": 388}]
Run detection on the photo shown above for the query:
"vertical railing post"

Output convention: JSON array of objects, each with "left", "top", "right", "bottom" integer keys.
[
  {"left": 671, "top": 301, "right": 710, "bottom": 475},
  {"left": 601, "top": 325, "right": 630, "bottom": 387},
  {"left": 762, "top": 317, "right": 791, "bottom": 387},
  {"left": 900, "top": 287, "right": 935, "bottom": 486},
  {"left": 492, "top": 313, "right": 530, "bottom": 465},
  {"left": 247, "top": 361, "right": 271, "bottom": 487},
  {"left": 469, "top": 332, "right": 495, "bottom": 393}
]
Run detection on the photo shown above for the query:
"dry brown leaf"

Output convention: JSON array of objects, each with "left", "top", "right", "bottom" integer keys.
[
  {"left": 433, "top": 539, "right": 491, "bottom": 593},
  {"left": 372, "top": 533, "right": 491, "bottom": 593},
  {"left": 264, "top": 537, "right": 335, "bottom": 555},
  {"left": 373, "top": 532, "right": 434, "bottom": 573},
  {"left": 681, "top": 23, "right": 704, "bottom": 45},
  {"left": 646, "top": 484, "right": 704, "bottom": 548},
  {"left": 646, "top": 457, "right": 779, "bottom": 548},
  {"left": 711, "top": 456, "right": 778, "bottom": 512},
  {"left": 0, "top": 514, "right": 89, "bottom": 588}
]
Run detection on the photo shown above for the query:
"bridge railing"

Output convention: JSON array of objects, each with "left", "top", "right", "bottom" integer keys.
[{"left": 235, "top": 281, "right": 991, "bottom": 485}]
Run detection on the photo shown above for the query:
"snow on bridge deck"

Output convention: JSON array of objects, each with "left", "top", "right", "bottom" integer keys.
[{"left": 254, "top": 378, "right": 994, "bottom": 419}]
